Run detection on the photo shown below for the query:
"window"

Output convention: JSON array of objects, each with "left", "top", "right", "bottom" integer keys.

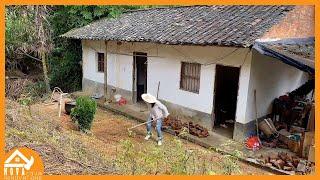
[
  {"left": 180, "top": 62, "right": 201, "bottom": 93},
  {"left": 97, "top": 53, "right": 104, "bottom": 72}
]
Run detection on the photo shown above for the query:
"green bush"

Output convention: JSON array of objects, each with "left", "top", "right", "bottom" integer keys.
[{"left": 70, "top": 96, "right": 97, "bottom": 132}]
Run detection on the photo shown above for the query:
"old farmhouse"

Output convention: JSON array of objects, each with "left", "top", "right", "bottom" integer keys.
[{"left": 62, "top": 5, "right": 314, "bottom": 141}]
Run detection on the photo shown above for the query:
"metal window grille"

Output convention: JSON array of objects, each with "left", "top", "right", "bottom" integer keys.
[
  {"left": 97, "top": 53, "right": 104, "bottom": 72},
  {"left": 180, "top": 62, "right": 201, "bottom": 93}
]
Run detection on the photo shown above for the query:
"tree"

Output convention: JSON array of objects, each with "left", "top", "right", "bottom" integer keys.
[
  {"left": 6, "top": 5, "right": 164, "bottom": 92},
  {"left": 5, "top": 6, "right": 39, "bottom": 70},
  {"left": 48, "top": 5, "right": 145, "bottom": 92},
  {"left": 5, "top": 5, "right": 53, "bottom": 93},
  {"left": 34, "top": 5, "right": 53, "bottom": 93}
]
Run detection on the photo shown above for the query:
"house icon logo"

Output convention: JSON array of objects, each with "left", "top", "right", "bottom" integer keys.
[{"left": 3, "top": 147, "right": 43, "bottom": 180}]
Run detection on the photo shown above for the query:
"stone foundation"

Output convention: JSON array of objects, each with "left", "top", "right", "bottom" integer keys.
[
  {"left": 82, "top": 78, "right": 134, "bottom": 103},
  {"left": 82, "top": 78, "right": 105, "bottom": 96},
  {"left": 233, "top": 114, "right": 272, "bottom": 142},
  {"left": 159, "top": 99, "right": 212, "bottom": 130}
]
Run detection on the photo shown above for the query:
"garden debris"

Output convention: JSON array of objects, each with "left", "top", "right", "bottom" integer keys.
[
  {"left": 258, "top": 152, "right": 314, "bottom": 174},
  {"left": 269, "top": 83, "right": 314, "bottom": 155},
  {"left": 272, "top": 93, "right": 312, "bottom": 133},
  {"left": 163, "top": 116, "right": 209, "bottom": 138},
  {"left": 5, "top": 78, "right": 33, "bottom": 100},
  {"left": 260, "top": 93, "right": 315, "bottom": 157}
]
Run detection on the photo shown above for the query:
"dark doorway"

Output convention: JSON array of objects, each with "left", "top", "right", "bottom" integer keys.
[
  {"left": 134, "top": 52, "right": 147, "bottom": 102},
  {"left": 212, "top": 65, "right": 240, "bottom": 136}
]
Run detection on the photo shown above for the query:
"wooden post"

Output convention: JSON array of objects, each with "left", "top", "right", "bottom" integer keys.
[
  {"left": 104, "top": 41, "right": 108, "bottom": 100},
  {"left": 156, "top": 81, "right": 160, "bottom": 99}
]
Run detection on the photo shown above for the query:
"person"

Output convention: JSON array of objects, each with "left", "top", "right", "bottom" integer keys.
[{"left": 141, "top": 93, "right": 169, "bottom": 146}]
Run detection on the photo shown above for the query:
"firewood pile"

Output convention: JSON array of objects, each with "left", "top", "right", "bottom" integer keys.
[
  {"left": 163, "top": 116, "right": 209, "bottom": 138},
  {"left": 259, "top": 152, "right": 314, "bottom": 174}
]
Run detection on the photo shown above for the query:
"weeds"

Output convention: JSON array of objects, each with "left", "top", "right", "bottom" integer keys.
[
  {"left": 115, "top": 138, "right": 242, "bottom": 175},
  {"left": 5, "top": 99, "right": 114, "bottom": 175},
  {"left": 209, "top": 142, "right": 243, "bottom": 175},
  {"left": 6, "top": 78, "right": 48, "bottom": 105},
  {"left": 5, "top": 78, "right": 32, "bottom": 100},
  {"left": 219, "top": 152, "right": 242, "bottom": 175}
]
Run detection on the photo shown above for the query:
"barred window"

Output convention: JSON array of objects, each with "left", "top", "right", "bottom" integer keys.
[
  {"left": 180, "top": 62, "right": 201, "bottom": 93},
  {"left": 97, "top": 53, "right": 104, "bottom": 72}
]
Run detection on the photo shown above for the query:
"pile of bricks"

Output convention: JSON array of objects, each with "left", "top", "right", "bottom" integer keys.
[
  {"left": 163, "top": 116, "right": 209, "bottom": 138},
  {"left": 259, "top": 152, "right": 314, "bottom": 174}
]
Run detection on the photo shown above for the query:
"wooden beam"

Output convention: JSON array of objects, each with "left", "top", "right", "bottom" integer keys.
[{"left": 108, "top": 52, "right": 163, "bottom": 58}]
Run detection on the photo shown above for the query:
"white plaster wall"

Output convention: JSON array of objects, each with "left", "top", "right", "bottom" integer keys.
[
  {"left": 244, "top": 50, "right": 309, "bottom": 123},
  {"left": 107, "top": 53, "right": 133, "bottom": 91},
  {"left": 235, "top": 51, "right": 252, "bottom": 124},
  {"left": 82, "top": 40, "right": 105, "bottom": 84},
  {"left": 107, "top": 41, "right": 251, "bottom": 116},
  {"left": 82, "top": 40, "right": 133, "bottom": 91},
  {"left": 82, "top": 40, "right": 308, "bottom": 125},
  {"left": 147, "top": 55, "right": 216, "bottom": 114},
  {"left": 83, "top": 40, "right": 253, "bottom": 122}
]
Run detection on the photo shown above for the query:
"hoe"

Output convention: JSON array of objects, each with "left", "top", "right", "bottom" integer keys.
[{"left": 127, "top": 119, "right": 156, "bottom": 137}]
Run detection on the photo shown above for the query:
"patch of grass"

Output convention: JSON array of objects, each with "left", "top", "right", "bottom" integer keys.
[{"left": 115, "top": 138, "right": 242, "bottom": 175}]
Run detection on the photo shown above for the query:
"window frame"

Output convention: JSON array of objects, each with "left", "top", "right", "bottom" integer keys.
[
  {"left": 179, "top": 61, "right": 201, "bottom": 94},
  {"left": 97, "top": 52, "right": 105, "bottom": 73}
]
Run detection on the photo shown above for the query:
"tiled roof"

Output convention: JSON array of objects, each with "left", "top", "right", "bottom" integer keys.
[
  {"left": 254, "top": 37, "right": 314, "bottom": 73},
  {"left": 264, "top": 39, "right": 315, "bottom": 61},
  {"left": 62, "top": 5, "right": 294, "bottom": 47}
]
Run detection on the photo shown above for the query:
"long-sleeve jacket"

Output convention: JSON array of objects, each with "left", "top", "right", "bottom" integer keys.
[{"left": 150, "top": 100, "right": 170, "bottom": 120}]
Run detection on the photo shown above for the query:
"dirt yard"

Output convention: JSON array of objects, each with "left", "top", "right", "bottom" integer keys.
[{"left": 6, "top": 100, "right": 275, "bottom": 175}]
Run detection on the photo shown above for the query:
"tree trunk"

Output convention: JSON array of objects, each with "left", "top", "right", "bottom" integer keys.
[{"left": 41, "top": 51, "right": 51, "bottom": 93}]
